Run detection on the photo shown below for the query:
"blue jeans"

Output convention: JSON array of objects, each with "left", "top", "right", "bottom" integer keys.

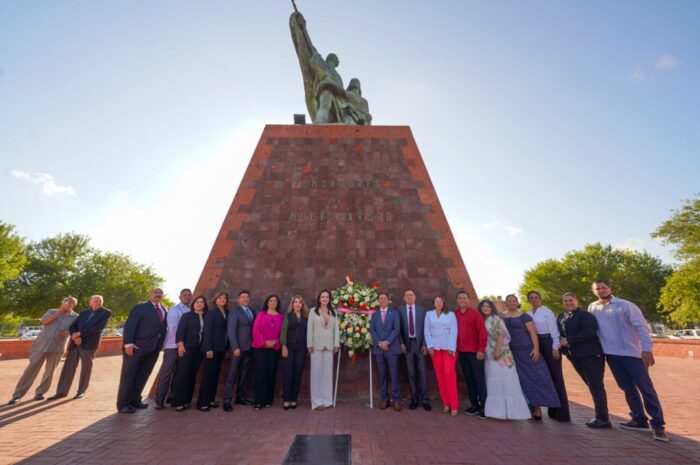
[{"left": 606, "top": 355, "right": 665, "bottom": 429}]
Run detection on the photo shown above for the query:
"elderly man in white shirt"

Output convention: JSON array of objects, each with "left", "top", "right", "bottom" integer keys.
[{"left": 526, "top": 291, "right": 570, "bottom": 422}]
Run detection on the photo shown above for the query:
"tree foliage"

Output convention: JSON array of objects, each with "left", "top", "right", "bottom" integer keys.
[
  {"left": 653, "top": 195, "right": 700, "bottom": 324},
  {"left": 1, "top": 231, "right": 165, "bottom": 320},
  {"left": 519, "top": 243, "right": 672, "bottom": 320},
  {"left": 0, "top": 222, "right": 27, "bottom": 289}
]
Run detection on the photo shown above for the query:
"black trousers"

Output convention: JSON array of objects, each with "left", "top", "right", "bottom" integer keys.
[
  {"left": 223, "top": 349, "right": 253, "bottom": 403},
  {"left": 539, "top": 335, "right": 571, "bottom": 421},
  {"left": 116, "top": 348, "right": 160, "bottom": 410},
  {"left": 196, "top": 351, "right": 224, "bottom": 408},
  {"left": 282, "top": 347, "right": 307, "bottom": 402},
  {"left": 253, "top": 348, "right": 280, "bottom": 406},
  {"left": 458, "top": 351, "right": 486, "bottom": 411},
  {"left": 171, "top": 348, "right": 203, "bottom": 407},
  {"left": 570, "top": 354, "right": 609, "bottom": 422}
]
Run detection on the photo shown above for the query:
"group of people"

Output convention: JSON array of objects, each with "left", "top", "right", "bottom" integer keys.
[
  {"left": 115, "top": 287, "right": 341, "bottom": 414},
  {"left": 7, "top": 280, "right": 668, "bottom": 443}
]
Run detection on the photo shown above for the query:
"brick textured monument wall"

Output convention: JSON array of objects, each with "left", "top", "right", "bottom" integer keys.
[{"left": 195, "top": 125, "right": 476, "bottom": 308}]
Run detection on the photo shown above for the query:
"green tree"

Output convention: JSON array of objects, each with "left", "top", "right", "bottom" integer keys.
[
  {"left": 652, "top": 195, "right": 700, "bottom": 324},
  {"left": 519, "top": 243, "right": 672, "bottom": 320},
  {"left": 0, "top": 222, "right": 27, "bottom": 289},
  {"left": 2, "top": 233, "right": 165, "bottom": 320}
]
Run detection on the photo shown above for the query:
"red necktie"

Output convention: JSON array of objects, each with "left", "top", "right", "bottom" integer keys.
[
  {"left": 155, "top": 303, "right": 163, "bottom": 323},
  {"left": 408, "top": 306, "right": 415, "bottom": 337}
]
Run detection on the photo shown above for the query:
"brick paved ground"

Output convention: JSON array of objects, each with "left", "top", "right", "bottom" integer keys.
[{"left": 0, "top": 355, "right": 698, "bottom": 465}]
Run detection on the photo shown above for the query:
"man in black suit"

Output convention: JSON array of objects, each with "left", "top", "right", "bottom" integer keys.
[
  {"left": 48, "top": 295, "right": 112, "bottom": 400},
  {"left": 558, "top": 292, "right": 610, "bottom": 429},
  {"left": 223, "top": 290, "right": 257, "bottom": 411},
  {"left": 116, "top": 288, "right": 168, "bottom": 413},
  {"left": 398, "top": 289, "right": 430, "bottom": 411}
]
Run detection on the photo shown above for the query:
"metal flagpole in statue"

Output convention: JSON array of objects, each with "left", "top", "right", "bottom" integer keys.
[
  {"left": 369, "top": 351, "right": 373, "bottom": 409},
  {"left": 333, "top": 346, "right": 341, "bottom": 407}
]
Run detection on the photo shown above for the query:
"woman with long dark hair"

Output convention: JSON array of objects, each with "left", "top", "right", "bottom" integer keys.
[
  {"left": 307, "top": 289, "right": 340, "bottom": 410},
  {"left": 196, "top": 292, "right": 229, "bottom": 412},
  {"left": 281, "top": 295, "right": 309, "bottom": 410},
  {"left": 423, "top": 295, "right": 459, "bottom": 416},
  {"left": 251, "top": 294, "right": 284, "bottom": 410},
  {"left": 171, "top": 295, "right": 208, "bottom": 411}
]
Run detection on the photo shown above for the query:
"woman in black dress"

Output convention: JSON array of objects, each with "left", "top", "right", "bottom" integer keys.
[
  {"left": 171, "top": 295, "right": 208, "bottom": 411},
  {"left": 196, "top": 292, "right": 229, "bottom": 411}
]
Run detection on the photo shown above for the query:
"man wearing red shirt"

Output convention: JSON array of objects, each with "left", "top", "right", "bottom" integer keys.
[{"left": 454, "top": 290, "right": 487, "bottom": 418}]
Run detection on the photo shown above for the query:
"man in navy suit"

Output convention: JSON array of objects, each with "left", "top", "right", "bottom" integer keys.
[
  {"left": 48, "top": 295, "right": 111, "bottom": 400},
  {"left": 116, "top": 288, "right": 168, "bottom": 414},
  {"left": 398, "top": 289, "right": 430, "bottom": 410},
  {"left": 369, "top": 292, "right": 402, "bottom": 412}
]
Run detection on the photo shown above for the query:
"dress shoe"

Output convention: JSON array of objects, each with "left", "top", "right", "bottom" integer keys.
[
  {"left": 34, "top": 394, "right": 45, "bottom": 401},
  {"left": 422, "top": 401, "right": 432, "bottom": 411},
  {"left": 235, "top": 398, "right": 254, "bottom": 406},
  {"left": 393, "top": 402, "right": 402, "bottom": 412},
  {"left": 464, "top": 406, "right": 479, "bottom": 415},
  {"left": 652, "top": 428, "right": 669, "bottom": 442},
  {"left": 290, "top": 402, "right": 297, "bottom": 409},
  {"left": 154, "top": 402, "right": 165, "bottom": 410},
  {"left": 166, "top": 397, "right": 172, "bottom": 404},
  {"left": 408, "top": 401, "right": 418, "bottom": 410},
  {"left": 619, "top": 420, "right": 650, "bottom": 431},
  {"left": 209, "top": 401, "right": 219, "bottom": 408},
  {"left": 46, "top": 394, "right": 67, "bottom": 401},
  {"left": 131, "top": 401, "right": 148, "bottom": 409},
  {"left": 378, "top": 401, "right": 389, "bottom": 410},
  {"left": 223, "top": 402, "right": 233, "bottom": 412},
  {"left": 7, "top": 397, "right": 20, "bottom": 405},
  {"left": 197, "top": 406, "right": 210, "bottom": 412},
  {"left": 175, "top": 406, "right": 186, "bottom": 412},
  {"left": 253, "top": 405, "right": 262, "bottom": 411},
  {"left": 119, "top": 406, "right": 136, "bottom": 414},
  {"left": 283, "top": 402, "right": 290, "bottom": 410},
  {"left": 476, "top": 411, "right": 486, "bottom": 419},
  {"left": 586, "top": 418, "right": 612, "bottom": 429},
  {"left": 73, "top": 393, "right": 85, "bottom": 400}
]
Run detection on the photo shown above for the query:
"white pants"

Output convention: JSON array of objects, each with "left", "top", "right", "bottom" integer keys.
[{"left": 310, "top": 349, "right": 334, "bottom": 409}]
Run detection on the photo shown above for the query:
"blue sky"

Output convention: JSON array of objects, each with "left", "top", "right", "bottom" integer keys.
[{"left": 1, "top": 0, "right": 698, "bottom": 299}]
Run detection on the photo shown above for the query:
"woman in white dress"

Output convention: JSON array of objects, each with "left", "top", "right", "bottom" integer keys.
[
  {"left": 307, "top": 289, "right": 340, "bottom": 410},
  {"left": 478, "top": 299, "right": 531, "bottom": 420}
]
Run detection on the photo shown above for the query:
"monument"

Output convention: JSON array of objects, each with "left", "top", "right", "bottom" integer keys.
[
  {"left": 185, "top": 4, "right": 476, "bottom": 399},
  {"left": 194, "top": 5, "right": 476, "bottom": 312}
]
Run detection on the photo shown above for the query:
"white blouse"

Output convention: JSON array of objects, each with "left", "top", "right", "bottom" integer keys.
[
  {"left": 423, "top": 310, "right": 458, "bottom": 351},
  {"left": 526, "top": 306, "right": 560, "bottom": 349}
]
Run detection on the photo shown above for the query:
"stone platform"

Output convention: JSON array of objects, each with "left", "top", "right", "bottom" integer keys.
[{"left": 2, "top": 355, "right": 700, "bottom": 465}]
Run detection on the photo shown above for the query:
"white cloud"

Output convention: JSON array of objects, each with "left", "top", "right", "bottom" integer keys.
[
  {"left": 482, "top": 218, "right": 522, "bottom": 237},
  {"left": 656, "top": 54, "right": 681, "bottom": 71},
  {"left": 11, "top": 169, "right": 76, "bottom": 196},
  {"left": 629, "top": 68, "right": 645, "bottom": 83}
]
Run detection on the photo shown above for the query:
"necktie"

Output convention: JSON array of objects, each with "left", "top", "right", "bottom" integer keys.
[
  {"left": 408, "top": 306, "right": 415, "bottom": 337},
  {"left": 244, "top": 307, "right": 253, "bottom": 320},
  {"left": 381, "top": 310, "right": 386, "bottom": 323},
  {"left": 155, "top": 303, "right": 163, "bottom": 323},
  {"left": 86, "top": 311, "right": 95, "bottom": 323}
]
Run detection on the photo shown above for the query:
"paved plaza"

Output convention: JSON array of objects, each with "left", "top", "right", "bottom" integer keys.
[{"left": 0, "top": 355, "right": 698, "bottom": 465}]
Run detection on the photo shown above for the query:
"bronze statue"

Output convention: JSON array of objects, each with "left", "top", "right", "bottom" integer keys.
[{"left": 289, "top": 3, "right": 372, "bottom": 125}]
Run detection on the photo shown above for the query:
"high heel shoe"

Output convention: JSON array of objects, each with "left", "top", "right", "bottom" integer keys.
[
  {"left": 254, "top": 405, "right": 262, "bottom": 411},
  {"left": 291, "top": 402, "right": 297, "bottom": 410},
  {"left": 283, "top": 402, "right": 290, "bottom": 410},
  {"left": 443, "top": 406, "right": 450, "bottom": 414}
]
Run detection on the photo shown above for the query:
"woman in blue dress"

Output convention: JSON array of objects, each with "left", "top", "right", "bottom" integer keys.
[{"left": 502, "top": 294, "right": 560, "bottom": 420}]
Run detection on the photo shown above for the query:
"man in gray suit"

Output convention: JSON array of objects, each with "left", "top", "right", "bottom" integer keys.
[
  {"left": 223, "top": 290, "right": 256, "bottom": 411},
  {"left": 8, "top": 297, "right": 78, "bottom": 405},
  {"left": 399, "top": 289, "right": 431, "bottom": 411}
]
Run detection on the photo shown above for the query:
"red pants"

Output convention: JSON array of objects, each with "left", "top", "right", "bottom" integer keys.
[{"left": 432, "top": 349, "right": 459, "bottom": 410}]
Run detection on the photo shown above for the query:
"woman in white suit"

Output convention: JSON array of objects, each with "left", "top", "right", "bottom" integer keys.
[{"left": 307, "top": 289, "right": 340, "bottom": 410}]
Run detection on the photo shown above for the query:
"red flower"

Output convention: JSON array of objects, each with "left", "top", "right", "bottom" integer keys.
[
  {"left": 351, "top": 354, "right": 357, "bottom": 363},
  {"left": 359, "top": 303, "right": 367, "bottom": 310},
  {"left": 341, "top": 302, "right": 347, "bottom": 308},
  {"left": 349, "top": 298, "right": 355, "bottom": 307},
  {"left": 371, "top": 281, "right": 379, "bottom": 288}
]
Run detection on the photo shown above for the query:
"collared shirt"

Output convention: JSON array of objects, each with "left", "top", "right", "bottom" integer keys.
[
  {"left": 164, "top": 302, "right": 190, "bottom": 349},
  {"left": 454, "top": 307, "right": 488, "bottom": 353},
  {"left": 526, "top": 306, "right": 561, "bottom": 349},
  {"left": 588, "top": 296, "right": 652, "bottom": 358},
  {"left": 423, "top": 310, "right": 457, "bottom": 351},
  {"left": 31, "top": 309, "right": 78, "bottom": 353}
]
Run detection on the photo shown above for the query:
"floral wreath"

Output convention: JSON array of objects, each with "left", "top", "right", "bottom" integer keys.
[{"left": 331, "top": 275, "right": 380, "bottom": 361}]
